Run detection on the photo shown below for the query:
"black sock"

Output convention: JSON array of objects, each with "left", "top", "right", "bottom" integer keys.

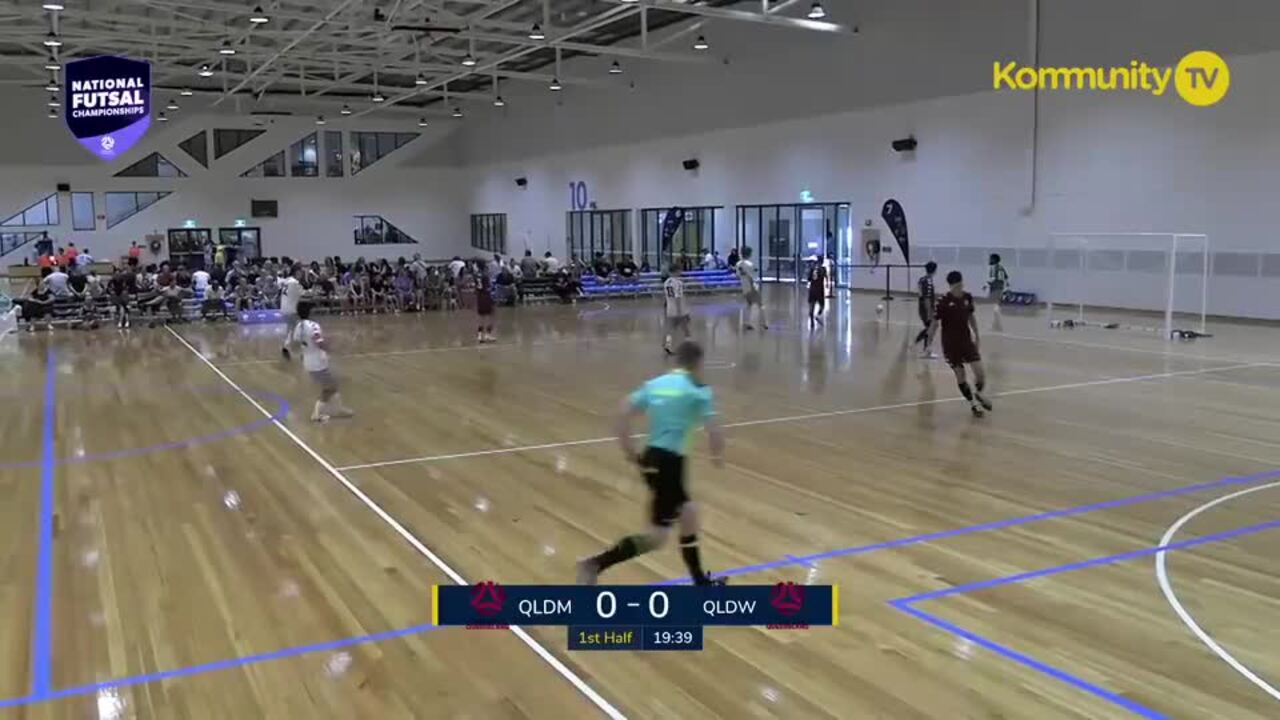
[
  {"left": 958, "top": 382, "right": 974, "bottom": 401},
  {"left": 590, "top": 535, "right": 647, "bottom": 573},
  {"left": 680, "top": 534, "right": 708, "bottom": 583},
  {"left": 914, "top": 328, "right": 927, "bottom": 343}
]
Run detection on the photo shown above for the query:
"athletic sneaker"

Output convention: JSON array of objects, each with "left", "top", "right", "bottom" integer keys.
[
  {"left": 975, "top": 393, "right": 993, "bottom": 411},
  {"left": 697, "top": 575, "right": 728, "bottom": 587},
  {"left": 281, "top": 346, "right": 291, "bottom": 360},
  {"left": 576, "top": 559, "right": 600, "bottom": 586},
  {"left": 970, "top": 403, "right": 985, "bottom": 418}
]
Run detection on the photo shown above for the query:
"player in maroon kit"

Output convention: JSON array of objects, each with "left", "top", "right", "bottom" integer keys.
[{"left": 927, "top": 270, "right": 993, "bottom": 417}]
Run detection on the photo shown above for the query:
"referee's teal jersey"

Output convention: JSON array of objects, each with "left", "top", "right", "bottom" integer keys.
[{"left": 628, "top": 370, "right": 716, "bottom": 455}]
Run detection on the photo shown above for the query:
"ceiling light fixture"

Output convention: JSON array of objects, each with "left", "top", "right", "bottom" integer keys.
[
  {"left": 549, "top": 77, "right": 562, "bottom": 91},
  {"left": 807, "top": 1, "right": 826, "bottom": 19},
  {"left": 42, "top": 2, "right": 65, "bottom": 10},
  {"left": 48, "top": 108, "right": 58, "bottom": 118},
  {"left": 371, "top": 92, "right": 385, "bottom": 103},
  {"left": 248, "top": 5, "right": 269, "bottom": 24},
  {"left": 219, "top": 40, "right": 237, "bottom": 55},
  {"left": 316, "top": 115, "right": 326, "bottom": 125},
  {"left": 418, "top": 117, "right": 428, "bottom": 127},
  {"left": 44, "top": 55, "right": 60, "bottom": 71},
  {"left": 180, "top": 87, "right": 193, "bottom": 96},
  {"left": 452, "top": 107, "right": 463, "bottom": 118},
  {"left": 529, "top": 23, "right": 545, "bottom": 40},
  {"left": 609, "top": 60, "right": 622, "bottom": 74},
  {"left": 693, "top": 35, "right": 709, "bottom": 51},
  {"left": 198, "top": 64, "right": 214, "bottom": 77},
  {"left": 166, "top": 99, "right": 179, "bottom": 111},
  {"left": 45, "top": 80, "right": 60, "bottom": 92},
  {"left": 415, "top": 73, "right": 427, "bottom": 86},
  {"left": 158, "top": 111, "right": 169, "bottom": 122},
  {"left": 43, "top": 32, "right": 62, "bottom": 48},
  {"left": 493, "top": 95, "right": 505, "bottom": 107},
  {"left": 340, "top": 104, "right": 352, "bottom": 115},
  {"left": 47, "top": 95, "right": 59, "bottom": 107},
  {"left": 461, "top": 54, "right": 477, "bottom": 67}
]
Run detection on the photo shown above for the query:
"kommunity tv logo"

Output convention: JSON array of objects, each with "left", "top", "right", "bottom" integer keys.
[{"left": 993, "top": 50, "right": 1229, "bottom": 107}]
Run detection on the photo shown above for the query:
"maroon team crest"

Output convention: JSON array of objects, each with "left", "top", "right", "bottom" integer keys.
[
  {"left": 769, "top": 582, "right": 805, "bottom": 617},
  {"left": 470, "top": 581, "right": 506, "bottom": 617}
]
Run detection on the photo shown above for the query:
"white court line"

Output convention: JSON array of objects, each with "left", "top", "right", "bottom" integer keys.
[
  {"left": 220, "top": 333, "right": 631, "bottom": 366},
  {"left": 337, "top": 361, "right": 1272, "bottom": 471},
  {"left": 164, "top": 326, "right": 627, "bottom": 720},
  {"left": 1155, "top": 481, "right": 1280, "bottom": 703}
]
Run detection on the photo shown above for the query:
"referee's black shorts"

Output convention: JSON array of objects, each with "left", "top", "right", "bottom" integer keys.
[{"left": 639, "top": 446, "right": 689, "bottom": 527}]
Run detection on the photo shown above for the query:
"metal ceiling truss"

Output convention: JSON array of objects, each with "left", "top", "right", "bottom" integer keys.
[{"left": 7, "top": 0, "right": 852, "bottom": 117}]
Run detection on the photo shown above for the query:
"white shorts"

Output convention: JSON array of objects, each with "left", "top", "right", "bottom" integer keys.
[
  {"left": 310, "top": 368, "right": 338, "bottom": 393},
  {"left": 742, "top": 289, "right": 761, "bottom": 305}
]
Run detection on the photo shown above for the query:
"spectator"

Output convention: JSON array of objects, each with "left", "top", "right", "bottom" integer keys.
[
  {"left": 727, "top": 247, "right": 740, "bottom": 268},
  {"left": 65, "top": 243, "right": 80, "bottom": 267},
  {"left": 192, "top": 265, "right": 211, "bottom": 295},
  {"left": 75, "top": 247, "right": 95, "bottom": 273},
  {"left": 617, "top": 256, "right": 638, "bottom": 280},
  {"left": 703, "top": 248, "right": 714, "bottom": 270},
  {"left": 712, "top": 250, "right": 723, "bottom": 269},
  {"left": 543, "top": 251, "right": 561, "bottom": 274},
  {"left": 44, "top": 264, "right": 71, "bottom": 298},
  {"left": 520, "top": 250, "right": 540, "bottom": 278},
  {"left": 448, "top": 255, "right": 465, "bottom": 278},
  {"left": 37, "top": 252, "right": 54, "bottom": 270},
  {"left": 490, "top": 253, "right": 504, "bottom": 280},
  {"left": 128, "top": 241, "right": 142, "bottom": 266},
  {"left": 592, "top": 252, "right": 613, "bottom": 279}
]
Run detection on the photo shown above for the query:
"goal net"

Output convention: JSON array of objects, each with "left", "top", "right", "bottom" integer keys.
[{"left": 1043, "top": 233, "right": 1209, "bottom": 338}]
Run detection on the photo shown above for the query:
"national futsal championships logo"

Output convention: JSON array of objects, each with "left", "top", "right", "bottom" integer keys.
[{"left": 993, "top": 50, "right": 1230, "bottom": 107}]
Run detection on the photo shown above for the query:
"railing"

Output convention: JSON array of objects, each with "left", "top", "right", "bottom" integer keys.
[{"left": 837, "top": 263, "right": 928, "bottom": 300}]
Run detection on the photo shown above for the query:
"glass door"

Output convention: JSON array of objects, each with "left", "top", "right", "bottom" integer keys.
[
  {"left": 217, "top": 227, "right": 262, "bottom": 265},
  {"left": 167, "top": 228, "right": 212, "bottom": 269}
]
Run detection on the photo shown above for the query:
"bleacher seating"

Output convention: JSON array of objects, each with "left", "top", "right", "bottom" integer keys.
[{"left": 578, "top": 269, "right": 741, "bottom": 298}]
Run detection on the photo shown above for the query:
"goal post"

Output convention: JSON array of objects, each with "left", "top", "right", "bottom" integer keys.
[{"left": 1044, "top": 232, "right": 1209, "bottom": 339}]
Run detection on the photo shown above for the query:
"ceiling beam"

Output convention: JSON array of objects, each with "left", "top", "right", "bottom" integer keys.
[{"left": 612, "top": 0, "right": 854, "bottom": 34}]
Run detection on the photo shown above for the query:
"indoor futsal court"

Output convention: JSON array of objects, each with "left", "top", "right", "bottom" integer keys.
[
  {"left": 2, "top": 0, "right": 1279, "bottom": 718},
  {"left": 2, "top": 288, "right": 1280, "bottom": 719}
]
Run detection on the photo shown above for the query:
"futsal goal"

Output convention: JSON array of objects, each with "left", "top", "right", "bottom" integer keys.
[{"left": 1042, "top": 233, "right": 1209, "bottom": 339}]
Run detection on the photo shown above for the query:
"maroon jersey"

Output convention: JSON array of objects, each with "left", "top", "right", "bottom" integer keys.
[{"left": 934, "top": 291, "right": 978, "bottom": 360}]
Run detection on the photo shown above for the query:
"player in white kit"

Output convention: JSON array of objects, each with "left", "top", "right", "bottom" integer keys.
[
  {"left": 291, "top": 301, "right": 353, "bottom": 422},
  {"left": 736, "top": 247, "right": 768, "bottom": 330},
  {"left": 663, "top": 267, "right": 690, "bottom": 355},
  {"left": 279, "top": 265, "right": 305, "bottom": 360}
]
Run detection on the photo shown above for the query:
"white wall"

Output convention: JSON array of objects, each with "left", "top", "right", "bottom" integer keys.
[
  {"left": 457, "top": 0, "right": 1280, "bottom": 319},
  {"left": 0, "top": 101, "right": 471, "bottom": 264}
]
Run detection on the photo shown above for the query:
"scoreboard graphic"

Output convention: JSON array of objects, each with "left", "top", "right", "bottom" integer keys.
[{"left": 433, "top": 583, "right": 838, "bottom": 652}]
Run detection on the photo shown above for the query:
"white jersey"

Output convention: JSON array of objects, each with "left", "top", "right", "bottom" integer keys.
[
  {"left": 737, "top": 260, "right": 758, "bottom": 294},
  {"left": 291, "top": 319, "right": 329, "bottom": 372},
  {"left": 280, "top": 277, "right": 304, "bottom": 314},
  {"left": 192, "top": 270, "right": 211, "bottom": 292},
  {"left": 663, "top": 276, "right": 686, "bottom": 317}
]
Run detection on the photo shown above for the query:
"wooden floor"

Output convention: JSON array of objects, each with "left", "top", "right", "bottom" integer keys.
[{"left": 2, "top": 286, "right": 1279, "bottom": 719}]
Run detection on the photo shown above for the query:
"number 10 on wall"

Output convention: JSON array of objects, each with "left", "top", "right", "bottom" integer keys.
[{"left": 569, "top": 181, "right": 590, "bottom": 211}]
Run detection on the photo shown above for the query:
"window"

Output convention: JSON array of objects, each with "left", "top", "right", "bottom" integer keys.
[
  {"left": 349, "top": 132, "right": 417, "bottom": 174},
  {"left": 1, "top": 232, "right": 48, "bottom": 257},
  {"left": 114, "top": 152, "right": 187, "bottom": 178},
  {"left": 471, "top": 214, "right": 507, "bottom": 254},
  {"left": 104, "top": 191, "right": 171, "bottom": 229},
  {"left": 241, "top": 150, "right": 286, "bottom": 178},
  {"left": 213, "top": 128, "right": 265, "bottom": 159},
  {"left": 324, "top": 131, "right": 344, "bottom": 177},
  {"left": 1, "top": 194, "right": 59, "bottom": 227},
  {"left": 289, "top": 132, "right": 319, "bottom": 177},
  {"left": 179, "top": 131, "right": 208, "bottom": 168},
  {"left": 71, "top": 192, "right": 95, "bottom": 231},
  {"left": 353, "top": 215, "right": 417, "bottom": 245},
  {"left": 567, "top": 209, "right": 632, "bottom": 264}
]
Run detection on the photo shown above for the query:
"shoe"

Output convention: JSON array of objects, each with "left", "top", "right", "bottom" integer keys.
[
  {"left": 920, "top": 351, "right": 938, "bottom": 359},
  {"left": 970, "top": 403, "right": 985, "bottom": 418},
  {"left": 744, "top": 324, "right": 755, "bottom": 331},
  {"left": 576, "top": 559, "right": 600, "bottom": 586},
  {"left": 697, "top": 575, "right": 728, "bottom": 587},
  {"left": 281, "top": 346, "right": 291, "bottom": 360},
  {"left": 329, "top": 407, "right": 355, "bottom": 419},
  {"left": 664, "top": 346, "right": 673, "bottom": 356},
  {"left": 311, "top": 413, "right": 330, "bottom": 423},
  {"left": 975, "top": 393, "right": 993, "bottom": 411}
]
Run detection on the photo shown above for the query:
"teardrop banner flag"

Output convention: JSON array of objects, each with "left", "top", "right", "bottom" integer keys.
[
  {"left": 64, "top": 56, "right": 151, "bottom": 161},
  {"left": 880, "top": 199, "right": 909, "bottom": 264}
]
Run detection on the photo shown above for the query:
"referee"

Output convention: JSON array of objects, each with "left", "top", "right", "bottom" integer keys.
[{"left": 577, "top": 341, "right": 727, "bottom": 586}]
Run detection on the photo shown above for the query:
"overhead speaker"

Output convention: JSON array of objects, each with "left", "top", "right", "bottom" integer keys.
[
  {"left": 682, "top": 158, "right": 700, "bottom": 171},
  {"left": 56, "top": 182, "right": 71, "bottom": 192},
  {"left": 515, "top": 177, "right": 528, "bottom": 188},
  {"left": 891, "top": 136, "right": 918, "bottom": 153}
]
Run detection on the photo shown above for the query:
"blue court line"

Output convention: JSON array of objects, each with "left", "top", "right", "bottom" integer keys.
[
  {"left": 0, "top": 390, "right": 289, "bottom": 471},
  {"left": 31, "top": 349, "right": 57, "bottom": 696},
  {"left": 3, "top": 467, "right": 1276, "bottom": 708},
  {"left": 656, "top": 467, "right": 1280, "bottom": 585},
  {"left": 890, "top": 519, "right": 1280, "bottom": 719}
]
